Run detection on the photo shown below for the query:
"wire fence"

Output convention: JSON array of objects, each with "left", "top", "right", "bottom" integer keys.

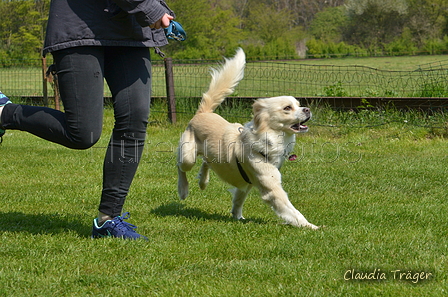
[
  {"left": 1, "top": 56, "right": 448, "bottom": 113},
  {"left": 156, "top": 57, "right": 448, "bottom": 115},
  {"left": 152, "top": 58, "right": 448, "bottom": 98}
]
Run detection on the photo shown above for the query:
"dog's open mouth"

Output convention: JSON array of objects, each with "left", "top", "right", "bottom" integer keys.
[{"left": 290, "top": 118, "right": 310, "bottom": 133}]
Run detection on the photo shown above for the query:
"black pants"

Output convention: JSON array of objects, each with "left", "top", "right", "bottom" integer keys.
[{"left": 1, "top": 46, "right": 151, "bottom": 217}]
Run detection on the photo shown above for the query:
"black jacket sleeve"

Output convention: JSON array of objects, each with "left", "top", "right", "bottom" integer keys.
[{"left": 110, "top": 0, "right": 175, "bottom": 27}]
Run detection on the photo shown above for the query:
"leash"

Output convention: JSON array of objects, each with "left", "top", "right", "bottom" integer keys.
[
  {"left": 165, "top": 20, "right": 187, "bottom": 41},
  {"left": 156, "top": 20, "right": 187, "bottom": 58}
]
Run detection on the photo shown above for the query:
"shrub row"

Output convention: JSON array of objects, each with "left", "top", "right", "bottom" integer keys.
[{"left": 306, "top": 36, "right": 448, "bottom": 59}]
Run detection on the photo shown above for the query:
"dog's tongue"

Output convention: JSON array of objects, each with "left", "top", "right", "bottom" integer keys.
[
  {"left": 291, "top": 123, "right": 308, "bottom": 131},
  {"left": 288, "top": 154, "right": 297, "bottom": 161}
]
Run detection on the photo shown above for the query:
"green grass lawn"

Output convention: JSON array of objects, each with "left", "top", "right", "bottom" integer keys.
[{"left": 0, "top": 105, "right": 447, "bottom": 296}]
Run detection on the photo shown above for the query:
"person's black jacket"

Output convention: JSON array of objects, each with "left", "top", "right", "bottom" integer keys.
[{"left": 43, "top": 0, "right": 174, "bottom": 55}]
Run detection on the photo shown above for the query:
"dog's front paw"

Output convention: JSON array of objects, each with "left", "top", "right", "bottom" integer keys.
[
  {"left": 287, "top": 220, "right": 320, "bottom": 229},
  {"left": 231, "top": 210, "right": 245, "bottom": 221},
  {"left": 307, "top": 223, "right": 320, "bottom": 230}
]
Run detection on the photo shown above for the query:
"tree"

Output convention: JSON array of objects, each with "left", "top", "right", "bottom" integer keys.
[
  {"left": 309, "top": 6, "right": 348, "bottom": 43},
  {"left": 281, "top": 0, "right": 345, "bottom": 29},
  {"left": 0, "top": 0, "right": 446, "bottom": 62},
  {"left": 241, "top": 1, "right": 306, "bottom": 59},
  {"left": 344, "top": 0, "right": 409, "bottom": 51},
  {"left": 162, "top": 0, "right": 244, "bottom": 59},
  {"left": 0, "top": 0, "right": 49, "bottom": 61},
  {"left": 406, "top": 0, "right": 448, "bottom": 46}
]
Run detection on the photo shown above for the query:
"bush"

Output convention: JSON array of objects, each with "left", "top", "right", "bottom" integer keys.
[
  {"left": 323, "top": 81, "right": 348, "bottom": 97},
  {"left": 415, "top": 79, "right": 448, "bottom": 97},
  {"left": 420, "top": 36, "right": 448, "bottom": 55},
  {"left": 244, "top": 38, "right": 299, "bottom": 60},
  {"left": 306, "top": 38, "right": 367, "bottom": 58},
  {"left": 384, "top": 28, "right": 417, "bottom": 56},
  {"left": 306, "top": 32, "right": 448, "bottom": 58}
]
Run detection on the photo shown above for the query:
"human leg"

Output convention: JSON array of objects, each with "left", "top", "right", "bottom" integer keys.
[
  {"left": 0, "top": 47, "right": 105, "bottom": 149},
  {"left": 96, "top": 47, "right": 151, "bottom": 221}
]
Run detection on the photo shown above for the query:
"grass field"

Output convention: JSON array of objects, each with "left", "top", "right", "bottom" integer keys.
[{"left": 1, "top": 103, "right": 447, "bottom": 296}]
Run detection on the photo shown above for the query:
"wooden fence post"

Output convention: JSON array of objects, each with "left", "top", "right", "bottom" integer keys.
[
  {"left": 41, "top": 56, "right": 48, "bottom": 107},
  {"left": 164, "top": 57, "right": 177, "bottom": 124}
]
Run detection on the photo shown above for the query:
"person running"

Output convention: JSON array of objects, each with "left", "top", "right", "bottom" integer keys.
[{"left": 0, "top": 0, "right": 175, "bottom": 240}]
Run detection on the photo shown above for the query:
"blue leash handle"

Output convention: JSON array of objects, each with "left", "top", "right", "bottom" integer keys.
[{"left": 164, "top": 21, "right": 187, "bottom": 41}]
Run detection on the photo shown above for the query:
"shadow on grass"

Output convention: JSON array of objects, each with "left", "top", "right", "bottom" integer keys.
[
  {"left": 0, "top": 211, "right": 90, "bottom": 237},
  {"left": 151, "top": 202, "right": 267, "bottom": 225}
]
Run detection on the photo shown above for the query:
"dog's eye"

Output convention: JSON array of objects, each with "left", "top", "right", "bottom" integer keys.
[{"left": 283, "top": 106, "right": 292, "bottom": 111}]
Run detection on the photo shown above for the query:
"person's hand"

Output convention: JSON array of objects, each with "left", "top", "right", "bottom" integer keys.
[{"left": 150, "top": 13, "right": 174, "bottom": 29}]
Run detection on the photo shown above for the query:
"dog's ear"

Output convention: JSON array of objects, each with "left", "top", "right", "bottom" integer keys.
[{"left": 252, "top": 99, "right": 269, "bottom": 133}]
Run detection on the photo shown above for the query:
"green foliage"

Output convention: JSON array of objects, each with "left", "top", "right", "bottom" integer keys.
[
  {"left": 0, "top": 0, "right": 49, "bottom": 61},
  {"left": 344, "top": 0, "right": 408, "bottom": 51},
  {"left": 0, "top": 0, "right": 448, "bottom": 62},
  {"left": 241, "top": 1, "right": 305, "bottom": 60},
  {"left": 163, "top": 0, "right": 245, "bottom": 59},
  {"left": 383, "top": 27, "right": 418, "bottom": 56},
  {"left": 415, "top": 79, "right": 448, "bottom": 97},
  {"left": 362, "top": 88, "right": 380, "bottom": 97},
  {"left": 323, "top": 81, "right": 348, "bottom": 97},
  {"left": 244, "top": 38, "right": 299, "bottom": 60},
  {"left": 309, "top": 6, "right": 348, "bottom": 43},
  {"left": 357, "top": 98, "right": 375, "bottom": 109},
  {"left": 307, "top": 38, "right": 368, "bottom": 58},
  {"left": 406, "top": 0, "right": 448, "bottom": 47},
  {"left": 420, "top": 35, "right": 448, "bottom": 55}
]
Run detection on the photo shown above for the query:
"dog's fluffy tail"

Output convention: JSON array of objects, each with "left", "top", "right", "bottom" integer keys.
[{"left": 196, "top": 48, "right": 246, "bottom": 114}]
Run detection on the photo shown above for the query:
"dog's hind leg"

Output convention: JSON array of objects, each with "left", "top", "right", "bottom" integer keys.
[
  {"left": 177, "top": 128, "right": 197, "bottom": 171},
  {"left": 177, "top": 167, "right": 189, "bottom": 200},
  {"left": 197, "top": 160, "right": 210, "bottom": 190},
  {"left": 177, "top": 128, "right": 197, "bottom": 200},
  {"left": 230, "top": 186, "right": 252, "bottom": 220}
]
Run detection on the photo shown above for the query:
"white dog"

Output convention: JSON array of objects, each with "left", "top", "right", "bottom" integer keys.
[{"left": 177, "top": 48, "right": 318, "bottom": 229}]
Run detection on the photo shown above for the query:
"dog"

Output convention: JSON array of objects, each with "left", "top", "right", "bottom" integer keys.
[{"left": 177, "top": 48, "right": 318, "bottom": 229}]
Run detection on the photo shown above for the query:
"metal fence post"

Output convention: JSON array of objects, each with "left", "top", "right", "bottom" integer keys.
[{"left": 164, "top": 57, "right": 177, "bottom": 124}]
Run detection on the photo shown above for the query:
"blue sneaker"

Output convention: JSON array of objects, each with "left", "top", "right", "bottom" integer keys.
[
  {"left": 0, "top": 92, "right": 11, "bottom": 105},
  {"left": 91, "top": 212, "right": 148, "bottom": 240},
  {"left": 0, "top": 91, "right": 12, "bottom": 142}
]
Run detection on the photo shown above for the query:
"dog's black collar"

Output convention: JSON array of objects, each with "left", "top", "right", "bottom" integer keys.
[{"left": 235, "top": 157, "right": 252, "bottom": 184}]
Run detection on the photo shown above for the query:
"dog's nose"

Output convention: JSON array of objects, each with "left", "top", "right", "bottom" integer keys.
[{"left": 303, "top": 107, "right": 311, "bottom": 117}]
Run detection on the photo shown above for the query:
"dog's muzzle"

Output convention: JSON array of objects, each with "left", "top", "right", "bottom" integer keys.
[{"left": 291, "top": 108, "right": 311, "bottom": 133}]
